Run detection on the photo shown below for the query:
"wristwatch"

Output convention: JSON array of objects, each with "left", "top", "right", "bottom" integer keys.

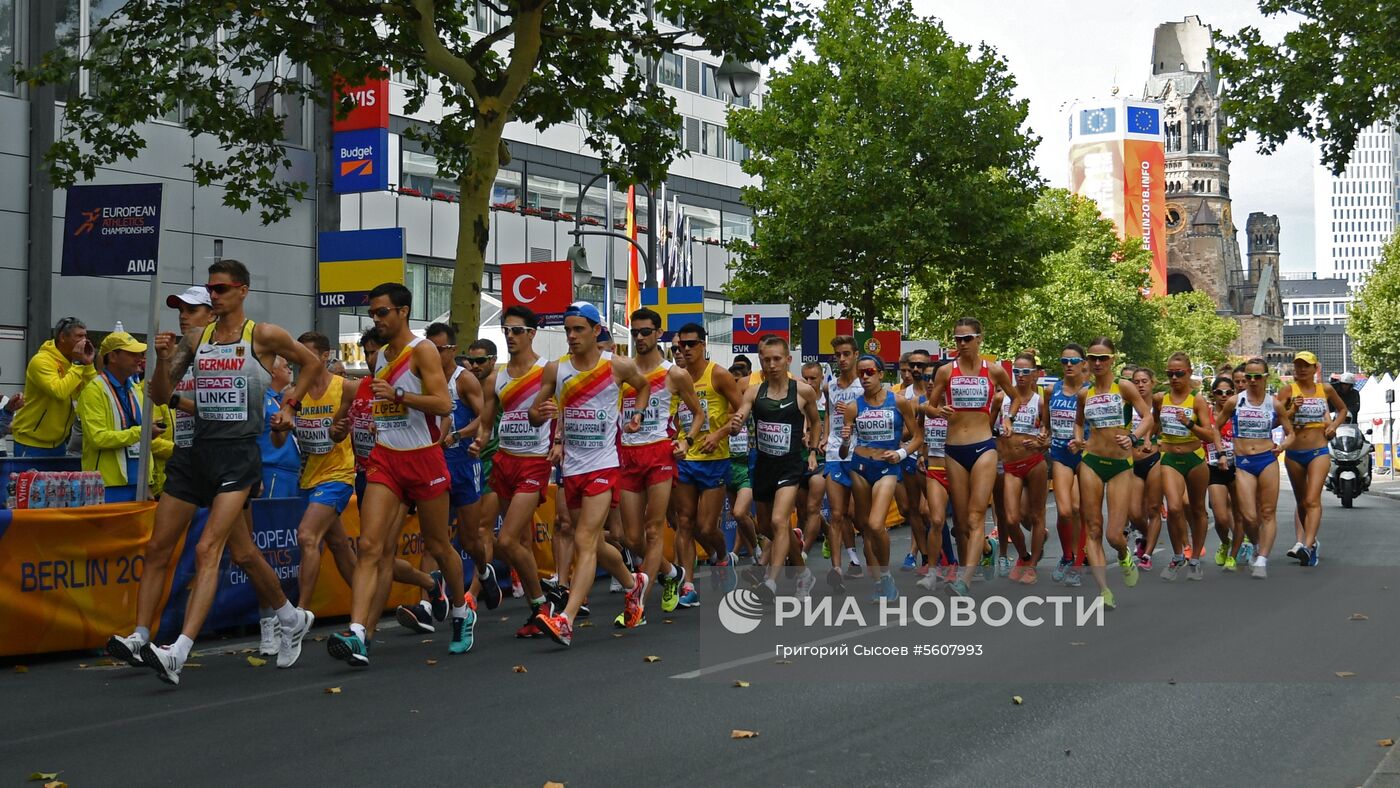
[{"left": 394, "top": 386, "right": 406, "bottom": 404}]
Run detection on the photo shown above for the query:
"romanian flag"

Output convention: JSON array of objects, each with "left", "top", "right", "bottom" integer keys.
[
  {"left": 800, "top": 318, "right": 854, "bottom": 363},
  {"left": 625, "top": 186, "right": 640, "bottom": 325},
  {"left": 640, "top": 286, "right": 704, "bottom": 340}
]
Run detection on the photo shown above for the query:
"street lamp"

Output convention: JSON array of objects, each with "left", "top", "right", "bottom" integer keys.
[
  {"left": 568, "top": 244, "right": 591, "bottom": 291},
  {"left": 716, "top": 58, "right": 761, "bottom": 98}
]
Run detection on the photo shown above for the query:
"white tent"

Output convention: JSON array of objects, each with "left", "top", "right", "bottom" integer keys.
[{"left": 1358, "top": 372, "right": 1398, "bottom": 446}]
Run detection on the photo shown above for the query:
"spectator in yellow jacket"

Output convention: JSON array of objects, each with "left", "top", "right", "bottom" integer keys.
[
  {"left": 12, "top": 317, "right": 96, "bottom": 457},
  {"left": 151, "top": 402, "right": 176, "bottom": 497},
  {"left": 78, "top": 332, "right": 164, "bottom": 503}
]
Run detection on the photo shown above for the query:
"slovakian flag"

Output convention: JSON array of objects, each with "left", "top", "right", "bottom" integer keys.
[
  {"left": 731, "top": 304, "right": 790, "bottom": 353},
  {"left": 800, "top": 318, "right": 854, "bottom": 363},
  {"left": 500, "top": 261, "right": 572, "bottom": 326}
]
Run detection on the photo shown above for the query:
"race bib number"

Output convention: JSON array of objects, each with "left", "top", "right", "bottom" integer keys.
[
  {"left": 756, "top": 422, "right": 792, "bottom": 456},
  {"left": 1084, "top": 393, "right": 1123, "bottom": 430},
  {"left": 372, "top": 398, "right": 409, "bottom": 431},
  {"left": 174, "top": 373, "right": 196, "bottom": 448},
  {"left": 924, "top": 416, "right": 947, "bottom": 451},
  {"left": 1235, "top": 408, "right": 1271, "bottom": 439},
  {"left": 677, "top": 398, "right": 709, "bottom": 434},
  {"left": 949, "top": 375, "right": 989, "bottom": 410},
  {"left": 498, "top": 410, "right": 542, "bottom": 452},
  {"left": 1294, "top": 397, "right": 1326, "bottom": 424},
  {"left": 563, "top": 407, "right": 610, "bottom": 449},
  {"left": 195, "top": 376, "right": 248, "bottom": 421},
  {"left": 855, "top": 409, "right": 896, "bottom": 444},
  {"left": 1160, "top": 405, "right": 1193, "bottom": 437},
  {"left": 1011, "top": 403, "right": 1039, "bottom": 435},
  {"left": 730, "top": 423, "right": 751, "bottom": 454},
  {"left": 294, "top": 414, "right": 334, "bottom": 455},
  {"left": 1049, "top": 409, "right": 1076, "bottom": 441}
]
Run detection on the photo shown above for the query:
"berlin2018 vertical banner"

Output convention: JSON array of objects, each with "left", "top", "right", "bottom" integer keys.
[
  {"left": 1122, "top": 102, "right": 1167, "bottom": 296},
  {"left": 60, "top": 183, "right": 163, "bottom": 277}
]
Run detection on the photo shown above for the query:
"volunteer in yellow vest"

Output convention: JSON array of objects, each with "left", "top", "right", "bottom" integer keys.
[
  {"left": 292, "top": 331, "right": 358, "bottom": 610},
  {"left": 671, "top": 321, "right": 744, "bottom": 607},
  {"left": 150, "top": 401, "right": 176, "bottom": 497},
  {"left": 12, "top": 316, "right": 97, "bottom": 457},
  {"left": 78, "top": 332, "right": 162, "bottom": 502}
]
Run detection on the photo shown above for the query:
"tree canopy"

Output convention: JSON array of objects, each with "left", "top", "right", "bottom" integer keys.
[
  {"left": 20, "top": 0, "right": 805, "bottom": 335},
  {"left": 722, "top": 0, "right": 1053, "bottom": 333},
  {"left": 1349, "top": 237, "right": 1400, "bottom": 375},
  {"left": 1217, "top": 0, "right": 1400, "bottom": 172}
]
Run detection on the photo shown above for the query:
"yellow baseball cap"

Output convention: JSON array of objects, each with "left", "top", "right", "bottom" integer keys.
[
  {"left": 1293, "top": 350, "right": 1318, "bottom": 365},
  {"left": 99, "top": 331, "right": 148, "bottom": 356}
]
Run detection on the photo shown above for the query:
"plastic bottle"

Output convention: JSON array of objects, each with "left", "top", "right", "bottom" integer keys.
[
  {"left": 6, "top": 472, "right": 15, "bottom": 509},
  {"left": 84, "top": 472, "right": 97, "bottom": 506},
  {"left": 29, "top": 473, "right": 47, "bottom": 509},
  {"left": 114, "top": 320, "right": 125, "bottom": 334}
]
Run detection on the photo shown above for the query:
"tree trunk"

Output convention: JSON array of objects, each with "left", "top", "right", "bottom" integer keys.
[
  {"left": 448, "top": 118, "right": 506, "bottom": 339},
  {"left": 862, "top": 280, "right": 876, "bottom": 335}
]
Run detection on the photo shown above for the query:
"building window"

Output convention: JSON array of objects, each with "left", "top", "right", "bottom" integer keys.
[
  {"left": 658, "top": 52, "right": 683, "bottom": 89},
  {"left": 680, "top": 202, "right": 721, "bottom": 243},
  {"left": 401, "top": 150, "right": 462, "bottom": 198},
  {"left": 427, "top": 264, "right": 452, "bottom": 321},
  {"left": 1315, "top": 302, "right": 1330, "bottom": 316},
  {"left": 722, "top": 211, "right": 753, "bottom": 243},
  {"left": 700, "top": 121, "right": 725, "bottom": 158},
  {"left": 526, "top": 173, "right": 581, "bottom": 214},
  {"left": 1335, "top": 301, "right": 1347, "bottom": 315},
  {"left": 1293, "top": 303, "right": 1309, "bottom": 316},
  {"left": 0, "top": 0, "right": 16, "bottom": 94},
  {"left": 492, "top": 169, "right": 521, "bottom": 208}
]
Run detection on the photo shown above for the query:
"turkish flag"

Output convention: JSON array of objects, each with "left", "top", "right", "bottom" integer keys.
[{"left": 501, "top": 261, "right": 572, "bottom": 321}]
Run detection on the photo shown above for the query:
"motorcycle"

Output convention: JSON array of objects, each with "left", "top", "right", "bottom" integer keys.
[{"left": 1325, "top": 423, "right": 1372, "bottom": 508}]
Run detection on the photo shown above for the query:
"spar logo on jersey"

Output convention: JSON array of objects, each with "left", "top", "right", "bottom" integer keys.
[{"left": 717, "top": 588, "right": 766, "bottom": 634}]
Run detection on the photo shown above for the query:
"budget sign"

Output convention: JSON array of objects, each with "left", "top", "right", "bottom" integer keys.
[
  {"left": 60, "top": 183, "right": 163, "bottom": 277},
  {"left": 332, "top": 128, "right": 389, "bottom": 194}
]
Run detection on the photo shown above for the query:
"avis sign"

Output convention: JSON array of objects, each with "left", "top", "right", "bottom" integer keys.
[
  {"left": 332, "top": 128, "right": 389, "bottom": 194},
  {"left": 61, "top": 183, "right": 163, "bottom": 277},
  {"left": 332, "top": 72, "right": 389, "bottom": 132}
]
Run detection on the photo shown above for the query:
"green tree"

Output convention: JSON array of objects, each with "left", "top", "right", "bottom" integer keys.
[
  {"left": 1349, "top": 237, "right": 1400, "bottom": 374},
  {"left": 910, "top": 190, "right": 1157, "bottom": 364},
  {"left": 723, "top": 0, "right": 1052, "bottom": 333},
  {"left": 20, "top": 0, "right": 804, "bottom": 336},
  {"left": 1218, "top": 0, "right": 1400, "bottom": 172},
  {"left": 1148, "top": 290, "right": 1240, "bottom": 377}
]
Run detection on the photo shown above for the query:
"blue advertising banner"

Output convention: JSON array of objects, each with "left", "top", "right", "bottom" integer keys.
[
  {"left": 332, "top": 128, "right": 390, "bottom": 194},
  {"left": 60, "top": 183, "right": 163, "bottom": 277}
]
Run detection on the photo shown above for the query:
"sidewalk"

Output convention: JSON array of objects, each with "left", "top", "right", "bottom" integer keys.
[{"left": 1365, "top": 472, "right": 1400, "bottom": 503}]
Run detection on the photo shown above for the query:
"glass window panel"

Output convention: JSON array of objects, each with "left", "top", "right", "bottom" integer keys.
[
  {"left": 722, "top": 211, "right": 752, "bottom": 243},
  {"left": 406, "top": 263, "right": 428, "bottom": 320},
  {"left": 0, "top": 0, "right": 15, "bottom": 94},
  {"left": 526, "top": 174, "right": 580, "bottom": 214},
  {"left": 493, "top": 169, "right": 521, "bottom": 207},
  {"left": 681, "top": 202, "right": 721, "bottom": 243},
  {"left": 427, "top": 265, "right": 452, "bottom": 321},
  {"left": 53, "top": 0, "right": 81, "bottom": 102},
  {"left": 658, "top": 52, "right": 683, "bottom": 89}
]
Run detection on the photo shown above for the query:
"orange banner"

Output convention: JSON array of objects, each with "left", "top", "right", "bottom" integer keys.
[{"left": 1124, "top": 138, "right": 1168, "bottom": 296}]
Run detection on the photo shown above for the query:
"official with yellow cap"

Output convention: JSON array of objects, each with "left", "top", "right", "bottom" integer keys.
[{"left": 78, "top": 332, "right": 168, "bottom": 502}]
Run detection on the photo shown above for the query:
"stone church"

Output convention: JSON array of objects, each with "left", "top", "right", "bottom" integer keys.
[{"left": 1143, "top": 16, "right": 1290, "bottom": 363}]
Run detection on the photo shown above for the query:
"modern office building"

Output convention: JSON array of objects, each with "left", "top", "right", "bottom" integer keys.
[
  {"left": 1279, "top": 275, "right": 1353, "bottom": 327},
  {"left": 1312, "top": 119, "right": 1399, "bottom": 287},
  {"left": 0, "top": 0, "right": 758, "bottom": 390}
]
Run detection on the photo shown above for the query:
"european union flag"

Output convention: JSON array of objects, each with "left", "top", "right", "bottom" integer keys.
[
  {"left": 1079, "top": 107, "right": 1115, "bottom": 135},
  {"left": 1128, "top": 106, "right": 1161, "bottom": 135}
]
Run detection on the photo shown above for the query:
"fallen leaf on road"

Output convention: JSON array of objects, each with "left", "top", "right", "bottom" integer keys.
[
  {"left": 77, "top": 664, "right": 88, "bottom": 669},
  {"left": 644, "top": 655, "right": 661, "bottom": 663},
  {"left": 577, "top": 620, "right": 594, "bottom": 628},
  {"left": 730, "top": 730, "right": 759, "bottom": 739},
  {"left": 1064, "top": 749, "right": 1072, "bottom": 757},
  {"left": 1380, "top": 739, "right": 1395, "bottom": 747},
  {"left": 612, "top": 633, "right": 624, "bottom": 638},
  {"left": 1167, "top": 678, "right": 1176, "bottom": 685},
  {"left": 1349, "top": 613, "right": 1369, "bottom": 621},
  {"left": 774, "top": 659, "right": 791, "bottom": 665},
  {"left": 421, "top": 639, "right": 434, "bottom": 644},
  {"left": 664, "top": 619, "right": 674, "bottom": 624},
  {"left": 499, "top": 617, "right": 509, "bottom": 623},
  {"left": 1336, "top": 672, "right": 1357, "bottom": 678},
  {"left": 1070, "top": 641, "right": 1085, "bottom": 646},
  {"left": 325, "top": 687, "right": 342, "bottom": 694},
  {"left": 240, "top": 648, "right": 256, "bottom": 654},
  {"left": 28, "top": 772, "right": 59, "bottom": 781},
  {"left": 43, "top": 782, "right": 66, "bottom": 788},
  {"left": 312, "top": 635, "right": 326, "bottom": 642},
  {"left": 246, "top": 656, "right": 267, "bottom": 667},
  {"left": 426, "top": 659, "right": 439, "bottom": 666},
  {"left": 544, "top": 782, "right": 566, "bottom": 787},
  {"left": 513, "top": 665, "right": 528, "bottom": 673},
  {"left": 1012, "top": 696, "right": 1023, "bottom": 705},
  {"left": 734, "top": 680, "right": 751, "bottom": 688},
  {"left": 183, "top": 663, "right": 202, "bottom": 669},
  {"left": 14, "top": 665, "right": 28, "bottom": 673}
]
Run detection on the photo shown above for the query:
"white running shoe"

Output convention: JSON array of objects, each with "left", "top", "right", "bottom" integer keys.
[
  {"left": 795, "top": 569, "right": 817, "bottom": 598},
  {"left": 140, "top": 643, "right": 182, "bottom": 686},
  {"left": 609, "top": 577, "right": 624, "bottom": 594},
  {"left": 277, "top": 609, "right": 315, "bottom": 668},
  {"left": 916, "top": 573, "right": 939, "bottom": 592},
  {"left": 259, "top": 616, "right": 281, "bottom": 657},
  {"left": 1187, "top": 562, "right": 1205, "bottom": 581},
  {"left": 1251, "top": 557, "right": 1268, "bottom": 579},
  {"left": 106, "top": 633, "right": 145, "bottom": 668}
]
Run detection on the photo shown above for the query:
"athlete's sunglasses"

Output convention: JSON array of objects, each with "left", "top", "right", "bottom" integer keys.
[
  {"left": 435, "top": 343, "right": 457, "bottom": 352},
  {"left": 676, "top": 339, "right": 702, "bottom": 349},
  {"left": 1012, "top": 368, "right": 1037, "bottom": 376},
  {"left": 630, "top": 327, "right": 657, "bottom": 338},
  {"left": 205, "top": 282, "right": 244, "bottom": 295},
  {"left": 858, "top": 368, "right": 881, "bottom": 378},
  {"left": 953, "top": 334, "right": 980, "bottom": 343},
  {"left": 922, "top": 373, "right": 936, "bottom": 382},
  {"left": 1166, "top": 369, "right": 1189, "bottom": 379},
  {"left": 1244, "top": 372, "right": 1267, "bottom": 380},
  {"left": 369, "top": 306, "right": 403, "bottom": 319},
  {"left": 1059, "top": 357, "right": 1084, "bottom": 365},
  {"left": 909, "top": 361, "right": 928, "bottom": 369},
  {"left": 1211, "top": 388, "right": 1233, "bottom": 397},
  {"left": 502, "top": 325, "right": 534, "bottom": 336},
  {"left": 464, "top": 355, "right": 493, "bottom": 365},
  {"left": 1086, "top": 354, "right": 1114, "bottom": 362}
]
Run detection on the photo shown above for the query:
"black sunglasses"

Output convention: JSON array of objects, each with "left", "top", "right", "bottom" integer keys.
[
  {"left": 205, "top": 282, "right": 243, "bottom": 295},
  {"left": 630, "top": 327, "right": 657, "bottom": 338},
  {"left": 921, "top": 373, "right": 936, "bottom": 382},
  {"left": 1086, "top": 353, "right": 1113, "bottom": 362},
  {"left": 676, "top": 339, "right": 702, "bottom": 349},
  {"left": 465, "top": 356, "right": 493, "bottom": 365},
  {"left": 1166, "top": 369, "right": 1189, "bottom": 379},
  {"left": 55, "top": 316, "right": 81, "bottom": 335},
  {"left": 369, "top": 306, "right": 402, "bottom": 319}
]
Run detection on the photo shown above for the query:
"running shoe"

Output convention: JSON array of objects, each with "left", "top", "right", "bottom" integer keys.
[
  {"left": 1009, "top": 559, "right": 1027, "bottom": 583},
  {"left": 328, "top": 630, "right": 370, "bottom": 667},
  {"left": 1099, "top": 588, "right": 1116, "bottom": 610},
  {"left": 916, "top": 572, "right": 939, "bottom": 592},
  {"left": 1237, "top": 539, "right": 1255, "bottom": 566},
  {"left": 1120, "top": 554, "right": 1140, "bottom": 588},
  {"left": 428, "top": 570, "right": 449, "bottom": 622},
  {"left": 848, "top": 560, "right": 865, "bottom": 579},
  {"left": 1251, "top": 557, "right": 1268, "bottom": 579},
  {"left": 259, "top": 616, "right": 281, "bottom": 657},
  {"left": 509, "top": 567, "right": 525, "bottom": 598},
  {"left": 106, "top": 634, "right": 145, "bottom": 668},
  {"left": 623, "top": 572, "right": 650, "bottom": 628},
  {"left": 1019, "top": 567, "right": 1039, "bottom": 586},
  {"left": 678, "top": 585, "right": 700, "bottom": 608},
  {"left": 795, "top": 569, "right": 817, "bottom": 598},
  {"left": 825, "top": 568, "right": 847, "bottom": 594},
  {"left": 792, "top": 528, "right": 806, "bottom": 553},
  {"left": 576, "top": 599, "right": 591, "bottom": 619},
  {"left": 1138, "top": 555, "right": 1153, "bottom": 571},
  {"left": 901, "top": 553, "right": 917, "bottom": 572},
  {"left": 743, "top": 564, "right": 766, "bottom": 589},
  {"left": 660, "top": 567, "right": 685, "bottom": 613},
  {"left": 880, "top": 573, "right": 899, "bottom": 600},
  {"left": 1064, "top": 569, "right": 1082, "bottom": 588},
  {"left": 448, "top": 609, "right": 477, "bottom": 654},
  {"left": 516, "top": 604, "right": 546, "bottom": 639},
  {"left": 995, "top": 556, "right": 1012, "bottom": 578},
  {"left": 718, "top": 552, "right": 739, "bottom": 593},
  {"left": 534, "top": 610, "right": 573, "bottom": 647},
  {"left": 822, "top": 538, "right": 832, "bottom": 560},
  {"left": 1187, "top": 561, "right": 1205, "bottom": 581},
  {"left": 1286, "top": 542, "right": 1306, "bottom": 562},
  {"left": 609, "top": 576, "right": 624, "bottom": 594},
  {"left": 479, "top": 564, "right": 503, "bottom": 610},
  {"left": 277, "top": 608, "right": 315, "bottom": 669},
  {"left": 1052, "top": 557, "right": 1072, "bottom": 583},
  {"left": 1223, "top": 556, "right": 1238, "bottom": 572},
  {"left": 542, "top": 579, "right": 569, "bottom": 612},
  {"left": 1160, "top": 558, "right": 1185, "bottom": 581},
  {"left": 915, "top": 563, "right": 931, "bottom": 578},
  {"left": 396, "top": 603, "right": 435, "bottom": 634},
  {"left": 1134, "top": 534, "right": 1147, "bottom": 561},
  {"left": 756, "top": 581, "right": 779, "bottom": 605},
  {"left": 1215, "top": 540, "right": 1230, "bottom": 567},
  {"left": 944, "top": 579, "right": 971, "bottom": 597},
  {"left": 1183, "top": 545, "right": 1194, "bottom": 560},
  {"left": 1304, "top": 546, "right": 1319, "bottom": 567},
  {"left": 139, "top": 642, "right": 182, "bottom": 686}
]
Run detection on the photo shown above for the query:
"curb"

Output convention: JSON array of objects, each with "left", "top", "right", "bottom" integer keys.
[
  {"left": 1364, "top": 741, "right": 1400, "bottom": 788},
  {"left": 1363, "top": 487, "right": 1400, "bottom": 504}
]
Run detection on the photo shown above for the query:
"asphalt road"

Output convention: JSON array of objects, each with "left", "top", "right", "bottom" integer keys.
[{"left": 4, "top": 484, "right": 1399, "bottom": 788}]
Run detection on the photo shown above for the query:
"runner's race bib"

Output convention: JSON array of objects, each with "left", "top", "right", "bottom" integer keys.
[
  {"left": 563, "top": 407, "right": 610, "bottom": 449},
  {"left": 757, "top": 422, "right": 792, "bottom": 456}
]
